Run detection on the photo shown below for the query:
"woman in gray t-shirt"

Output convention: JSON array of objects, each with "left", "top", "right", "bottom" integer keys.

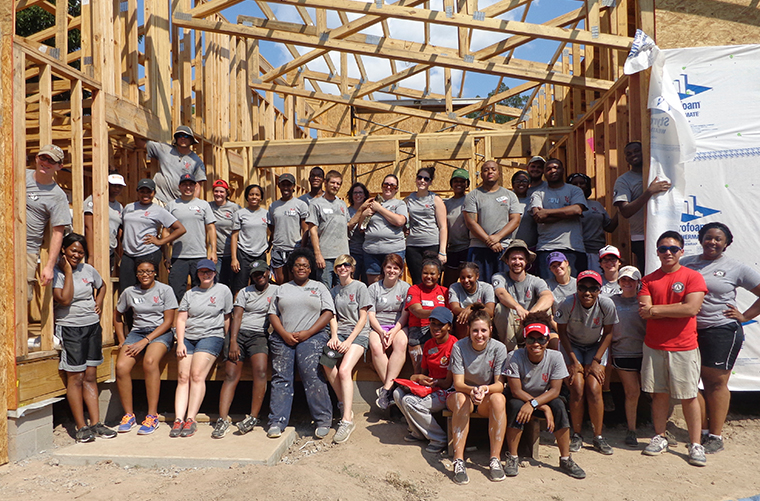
[
  {"left": 230, "top": 184, "right": 270, "bottom": 296},
  {"left": 404, "top": 167, "right": 448, "bottom": 285},
  {"left": 448, "top": 262, "right": 496, "bottom": 339}
]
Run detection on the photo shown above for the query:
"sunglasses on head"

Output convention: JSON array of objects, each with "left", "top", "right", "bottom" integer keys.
[
  {"left": 525, "top": 336, "right": 549, "bottom": 345},
  {"left": 577, "top": 284, "right": 601, "bottom": 293},
  {"left": 657, "top": 245, "right": 682, "bottom": 254},
  {"left": 416, "top": 175, "right": 431, "bottom": 182}
]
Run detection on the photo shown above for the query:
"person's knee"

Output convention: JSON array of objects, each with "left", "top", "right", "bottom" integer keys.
[
  {"left": 116, "top": 359, "right": 132, "bottom": 378},
  {"left": 176, "top": 370, "right": 190, "bottom": 385},
  {"left": 83, "top": 370, "right": 98, "bottom": 384},
  {"left": 190, "top": 370, "right": 207, "bottom": 384},
  {"left": 489, "top": 392, "right": 506, "bottom": 410}
]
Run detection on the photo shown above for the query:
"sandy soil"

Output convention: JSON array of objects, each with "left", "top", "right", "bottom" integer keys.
[{"left": 2, "top": 407, "right": 760, "bottom": 501}]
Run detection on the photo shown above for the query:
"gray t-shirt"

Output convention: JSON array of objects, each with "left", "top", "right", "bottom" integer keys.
[
  {"left": 298, "top": 192, "right": 321, "bottom": 206},
  {"left": 84, "top": 195, "right": 123, "bottom": 251},
  {"left": 368, "top": 279, "right": 411, "bottom": 326},
  {"left": 529, "top": 183, "right": 588, "bottom": 252},
  {"left": 405, "top": 192, "right": 439, "bottom": 247},
  {"left": 26, "top": 169, "right": 72, "bottom": 253},
  {"left": 347, "top": 206, "right": 365, "bottom": 255},
  {"left": 145, "top": 141, "right": 207, "bottom": 205},
  {"left": 610, "top": 294, "right": 647, "bottom": 357},
  {"left": 53, "top": 263, "right": 103, "bottom": 327},
  {"left": 463, "top": 186, "right": 521, "bottom": 248},
  {"left": 232, "top": 207, "right": 269, "bottom": 257},
  {"left": 166, "top": 198, "right": 217, "bottom": 259},
  {"left": 306, "top": 196, "right": 350, "bottom": 260},
  {"left": 117, "top": 281, "right": 178, "bottom": 331},
  {"left": 268, "top": 280, "right": 335, "bottom": 333},
  {"left": 581, "top": 200, "right": 612, "bottom": 254},
  {"left": 450, "top": 337, "right": 507, "bottom": 387},
  {"left": 612, "top": 170, "right": 645, "bottom": 240},
  {"left": 547, "top": 276, "right": 577, "bottom": 312},
  {"left": 504, "top": 348, "right": 569, "bottom": 398},
  {"left": 682, "top": 255, "right": 760, "bottom": 329},
  {"left": 268, "top": 197, "right": 309, "bottom": 252},
  {"left": 555, "top": 294, "right": 618, "bottom": 346},
  {"left": 526, "top": 180, "right": 547, "bottom": 198},
  {"left": 601, "top": 278, "right": 622, "bottom": 297},
  {"left": 235, "top": 283, "right": 279, "bottom": 334},
  {"left": 121, "top": 202, "right": 178, "bottom": 257},
  {"left": 448, "top": 281, "right": 496, "bottom": 307},
  {"left": 363, "top": 198, "right": 409, "bottom": 254},
  {"left": 331, "top": 280, "right": 372, "bottom": 339},
  {"left": 178, "top": 283, "right": 233, "bottom": 340},
  {"left": 492, "top": 273, "right": 549, "bottom": 311},
  {"left": 211, "top": 201, "right": 241, "bottom": 257},
  {"left": 444, "top": 196, "right": 469, "bottom": 253},
  {"left": 513, "top": 195, "right": 538, "bottom": 248}
]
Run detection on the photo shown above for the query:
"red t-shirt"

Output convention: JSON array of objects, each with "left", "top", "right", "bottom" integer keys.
[
  {"left": 405, "top": 284, "right": 448, "bottom": 328},
  {"left": 421, "top": 334, "right": 457, "bottom": 379},
  {"left": 639, "top": 265, "right": 708, "bottom": 351}
]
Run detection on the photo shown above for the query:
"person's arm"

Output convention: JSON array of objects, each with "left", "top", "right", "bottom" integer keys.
[
  {"left": 40, "top": 226, "right": 65, "bottom": 286},
  {"left": 725, "top": 283, "right": 760, "bottom": 323},
  {"left": 175, "top": 310, "right": 188, "bottom": 357},
  {"left": 206, "top": 222, "right": 217, "bottom": 262},
  {"left": 84, "top": 214, "right": 94, "bottom": 264},
  {"left": 533, "top": 203, "right": 584, "bottom": 224},
  {"left": 347, "top": 207, "right": 363, "bottom": 232},
  {"left": 603, "top": 210, "right": 619, "bottom": 233},
  {"left": 134, "top": 137, "right": 147, "bottom": 149},
  {"left": 490, "top": 212, "right": 521, "bottom": 246},
  {"left": 530, "top": 290, "right": 555, "bottom": 314},
  {"left": 463, "top": 211, "right": 490, "bottom": 245},
  {"left": 587, "top": 324, "right": 613, "bottom": 384},
  {"left": 615, "top": 177, "right": 671, "bottom": 219},
  {"left": 123, "top": 309, "right": 176, "bottom": 358},
  {"left": 52, "top": 258, "right": 73, "bottom": 305},
  {"left": 299, "top": 218, "right": 309, "bottom": 247},
  {"left": 230, "top": 230, "right": 241, "bottom": 273},
  {"left": 407, "top": 303, "right": 433, "bottom": 321},
  {"left": 557, "top": 322, "right": 583, "bottom": 383},
  {"left": 93, "top": 281, "right": 106, "bottom": 316},
  {"left": 495, "top": 286, "right": 529, "bottom": 320},
  {"left": 145, "top": 220, "right": 186, "bottom": 247},
  {"left": 269, "top": 313, "right": 298, "bottom": 346},
  {"left": 433, "top": 196, "right": 448, "bottom": 264},
  {"left": 372, "top": 200, "right": 406, "bottom": 227},
  {"left": 114, "top": 310, "right": 127, "bottom": 345},
  {"left": 309, "top": 223, "right": 326, "bottom": 269},
  {"left": 223, "top": 312, "right": 231, "bottom": 336},
  {"left": 639, "top": 291, "right": 706, "bottom": 319},
  {"left": 508, "top": 376, "right": 562, "bottom": 426},
  {"left": 293, "top": 310, "right": 333, "bottom": 342}
]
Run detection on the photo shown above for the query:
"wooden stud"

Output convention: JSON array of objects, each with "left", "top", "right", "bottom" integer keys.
[
  {"left": 14, "top": 46, "right": 29, "bottom": 362},
  {"left": 71, "top": 80, "right": 84, "bottom": 234}
]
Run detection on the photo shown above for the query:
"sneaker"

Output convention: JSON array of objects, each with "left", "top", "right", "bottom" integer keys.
[
  {"left": 452, "top": 458, "right": 469, "bottom": 485},
  {"left": 315, "top": 426, "right": 331, "bottom": 439},
  {"left": 267, "top": 426, "right": 282, "bottom": 438},
  {"left": 118, "top": 413, "right": 136, "bottom": 433},
  {"left": 592, "top": 436, "right": 614, "bottom": 455},
  {"left": 703, "top": 435, "right": 724, "bottom": 454},
  {"left": 376, "top": 388, "right": 391, "bottom": 410},
  {"left": 211, "top": 417, "right": 232, "bottom": 439},
  {"left": 425, "top": 442, "right": 446, "bottom": 454},
  {"left": 625, "top": 430, "right": 638, "bottom": 447},
  {"left": 137, "top": 414, "right": 160, "bottom": 435},
  {"left": 489, "top": 457, "right": 506, "bottom": 482},
  {"left": 236, "top": 415, "right": 259, "bottom": 435},
  {"left": 689, "top": 443, "right": 707, "bottom": 466},
  {"left": 603, "top": 391, "right": 616, "bottom": 412},
  {"left": 75, "top": 426, "right": 95, "bottom": 443},
  {"left": 92, "top": 422, "right": 117, "bottom": 439},
  {"left": 642, "top": 434, "right": 669, "bottom": 456},
  {"left": 333, "top": 420, "right": 356, "bottom": 444},
  {"left": 169, "top": 419, "right": 184, "bottom": 438},
  {"left": 404, "top": 433, "right": 424, "bottom": 443},
  {"left": 504, "top": 455, "right": 519, "bottom": 477},
  {"left": 570, "top": 432, "right": 583, "bottom": 452},
  {"left": 180, "top": 418, "right": 197, "bottom": 438},
  {"left": 559, "top": 457, "right": 586, "bottom": 479}
]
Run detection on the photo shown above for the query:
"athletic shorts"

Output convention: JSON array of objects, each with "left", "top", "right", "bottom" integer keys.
[
  {"left": 57, "top": 322, "right": 104, "bottom": 372},
  {"left": 183, "top": 336, "right": 224, "bottom": 357},
  {"left": 641, "top": 345, "right": 700, "bottom": 400},
  {"left": 612, "top": 356, "right": 643, "bottom": 372},
  {"left": 698, "top": 323, "right": 744, "bottom": 371},
  {"left": 445, "top": 248, "right": 469, "bottom": 271},
  {"left": 407, "top": 325, "right": 431, "bottom": 347},
  {"left": 224, "top": 330, "right": 269, "bottom": 361},
  {"left": 124, "top": 328, "right": 174, "bottom": 351},
  {"left": 270, "top": 248, "right": 293, "bottom": 269}
]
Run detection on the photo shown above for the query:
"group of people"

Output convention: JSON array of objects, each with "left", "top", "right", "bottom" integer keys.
[{"left": 26, "top": 128, "right": 760, "bottom": 483}]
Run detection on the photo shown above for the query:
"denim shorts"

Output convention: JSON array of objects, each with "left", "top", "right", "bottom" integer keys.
[
  {"left": 570, "top": 342, "right": 608, "bottom": 366},
  {"left": 364, "top": 250, "right": 406, "bottom": 275},
  {"left": 183, "top": 336, "right": 224, "bottom": 357},
  {"left": 124, "top": 328, "right": 174, "bottom": 351}
]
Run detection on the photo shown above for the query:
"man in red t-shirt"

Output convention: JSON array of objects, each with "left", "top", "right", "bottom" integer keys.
[{"left": 638, "top": 231, "right": 707, "bottom": 466}]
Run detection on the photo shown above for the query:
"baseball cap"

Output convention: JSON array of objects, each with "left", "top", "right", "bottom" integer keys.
[
  {"left": 429, "top": 306, "right": 453, "bottom": 325},
  {"left": 500, "top": 239, "right": 536, "bottom": 264},
  {"left": 173, "top": 125, "right": 199, "bottom": 144},
  {"left": 577, "top": 270, "right": 603, "bottom": 286},
  {"left": 618, "top": 265, "right": 642, "bottom": 281},
  {"left": 319, "top": 345, "right": 344, "bottom": 369},
  {"left": 546, "top": 251, "right": 567, "bottom": 266},
  {"left": 179, "top": 173, "right": 196, "bottom": 184},
  {"left": 136, "top": 178, "right": 156, "bottom": 191},
  {"left": 278, "top": 173, "right": 296, "bottom": 185},
  {"left": 523, "top": 323, "right": 551, "bottom": 338},
  {"left": 38, "top": 144, "right": 64, "bottom": 163},
  {"left": 599, "top": 245, "right": 621, "bottom": 260},
  {"left": 212, "top": 179, "right": 230, "bottom": 191},
  {"left": 249, "top": 260, "right": 269, "bottom": 275},
  {"left": 450, "top": 168, "right": 470, "bottom": 181},
  {"left": 196, "top": 259, "right": 216, "bottom": 271},
  {"left": 108, "top": 174, "right": 127, "bottom": 186},
  {"left": 529, "top": 155, "right": 545, "bottom": 165}
]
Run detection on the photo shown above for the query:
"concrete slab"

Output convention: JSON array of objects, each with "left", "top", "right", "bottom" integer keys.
[{"left": 52, "top": 425, "right": 297, "bottom": 468}]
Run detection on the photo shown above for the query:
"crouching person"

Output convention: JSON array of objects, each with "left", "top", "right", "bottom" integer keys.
[{"left": 504, "top": 322, "right": 586, "bottom": 479}]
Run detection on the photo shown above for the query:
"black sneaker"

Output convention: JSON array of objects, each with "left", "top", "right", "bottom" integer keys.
[
  {"left": 570, "top": 432, "right": 583, "bottom": 452},
  {"left": 211, "top": 417, "right": 231, "bottom": 439},
  {"left": 91, "top": 422, "right": 117, "bottom": 439},
  {"left": 75, "top": 426, "right": 95, "bottom": 443},
  {"left": 236, "top": 415, "right": 259, "bottom": 435},
  {"left": 559, "top": 457, "right": 586, "bottom": 479},
  {"left": 489, "top": 457, "right": 506, "bottom": 482},
  {"left": 703, "top": 435, "right": 724, "bottom": 454},
  {"left": 504, "top": 455, "right": 519, "bottom": 477},
  {"left": 593, "top": 436, "right": 614, "bottom": 455},
  {"left": 452, "top": 459, "right": 469, "bottom": 485},
  {"left": 625, "top": 430, "right": 638, "bottom": 447},
  {"left": 169, "top": 419, "right": 184, "bottom": 438}
]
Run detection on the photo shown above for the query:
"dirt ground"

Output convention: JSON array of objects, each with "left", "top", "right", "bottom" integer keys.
[{"left": 2, "top": 400, "right": 760, "bottom": 501}]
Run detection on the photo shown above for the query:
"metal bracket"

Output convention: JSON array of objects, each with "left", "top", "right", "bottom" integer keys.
[
  {"left": 445, "top": 6, "right": 453, "bottom": 18},
  {"left": 463, "top": 54, "right": 474, "bottom": 63},
  {"left": 473, "top": 11, "right": 485, "bottom": 21},
  {"left": 591, "top": 26, "right": 600, "bottom": 39},
  {"left": 365, "top": 34, "right": 381, "bottom": 45},
  {"left": 174, "top": 12, "right": 192, "bottom": 21}
]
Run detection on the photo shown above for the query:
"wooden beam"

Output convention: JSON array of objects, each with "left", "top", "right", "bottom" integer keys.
[
  {"left": 104, "top": 93, "right": 163, "bottom": 139},
  {"left": 455, "top": 81, "right": 538, "bottom": 117},
  {"left": 16, "top": 40, "right": 101, "bottom": 89},
  {"left": 189, "top": 0, "right": 245, "bottom": 18}
]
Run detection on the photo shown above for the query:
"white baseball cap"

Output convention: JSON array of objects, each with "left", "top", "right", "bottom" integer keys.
[
  {"left": 108, "top": 174, "right": 127, "bottom": 186},
  {"left": 598, "top": 245, "right": 621, "bottom": 259}
]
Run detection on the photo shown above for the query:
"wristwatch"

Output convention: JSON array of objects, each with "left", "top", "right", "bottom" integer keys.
[{"left": 530, "top": 399, "right": 539, "bottom": 409}]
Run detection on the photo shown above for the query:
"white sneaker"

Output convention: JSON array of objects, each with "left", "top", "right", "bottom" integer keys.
[{"left": 643, "top": 434, "right": 669, "bottom": 456}]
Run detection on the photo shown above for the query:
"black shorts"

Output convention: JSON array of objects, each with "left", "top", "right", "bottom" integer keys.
[
  {"left": 506, "top": 396, "right": 570, "bottom": 431},
  {"left": 698, "top": 323, "right": 744, "bottom": 371},
  {"left": 57, "top": 323, "right": 103, "bottom": 372},
  {"left": 224, "top": 330, "right": 268, "bottom": 362},
  {"left": 612, "top": 356, "right": 643, "bottom": 372},
  {"left": 446, "top": 248, "right": 470, "bottom": 271}
]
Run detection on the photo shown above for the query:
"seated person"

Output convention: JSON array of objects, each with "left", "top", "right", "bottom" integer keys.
[{"left": 448, "top": 262, "right": 496, "bottom": 339}]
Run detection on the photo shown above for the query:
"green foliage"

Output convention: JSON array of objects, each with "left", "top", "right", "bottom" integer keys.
[
  {"left": 16, "top": 0, "right": 81, "bottom": 53},
  {"left": 466, "top": 82, "right": 529, "bottom": 124}
]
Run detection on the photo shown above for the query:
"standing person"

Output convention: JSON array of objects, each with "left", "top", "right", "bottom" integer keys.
[
  {"left": 209, "top": 179, "right": 241, "bottom": 288},
  {"left": 681, "top": 222, "right": 760, "bottom": 454},
  {"left": 447, "top": 304, "right": 508, "bottom": 485},
  {"left": 84, "top": 173, "right": 125, "bottom": 271},
  {"left": 52, "top": 233, "right": 114, "bottom": 443},
  {"left": 166, "top": 173, "right": 217, "bottom": 302},
  {"left": 511, "top": 171, "right": 539, "bottom": 253},
  {"left": 267, "top": 248, "right": 334, "bottom": 439},
  {"left": 463, "top": 160, "right": 521, "bottom": 282},
  {"left": 443, "top": 169, "right": 470, "bottom": 287},
  {"left": 213, "top": 260, "right": 277, "bottom": 439},
  {"left": 307, "top": 170, "right": 350, "bottom": 289},
  {"left": 546, "top": 252, "right": 577, "bottom": 318},
  {"left": 393, "top": 307, "right": 456, "bottom": 454},
  {"left": 503, "top": 322, "right": 586, "bottom": 479},
  {"left": 114, "top": 259, "right": 177, "bottom": 435},
  {"left": 598, "top": 245, "right": 623, "bottom": 297},
  {"left": 346, "top": 182, "right": 370, "bottom": 282},
  {"left": 609, "top": 266, "right": 647, "bottom": 447},
  {"left": 448, "top": 262, "right": 496, "bottom": 339},
  {"left": 171, "top": 259, "right": 233, "bottom": 438},
  {"left": 368, "top": 253, "right": 411, "bottom": 411},
  {"left": 405, "top": 256, "right": 448, "bottom": 374},
  {"left": 361, "top": 174, "right": 408, "bottom": 284},
  {"left": 529, "top": 158, "right": 588, "bottom": 279},
  {"left": 119, "top": 178, "right": 186, "bottom": 293},
  {"left": 230, "top": 184, "right": 269, "bottom": 297},
  {"left": 638, "top": 231, "right": 708, "bottom": 466},
  {"left": 298, "top": 166, "right": 324, "bottom": 206},
  {"left": 555, "top": 270, "right": 618, "bottom": 456},
  {"left": 322, "top": 255, "right": 371, "bottom": 444},
  {"left": 526, "top": 155, "right": 547, "bottom": 196},
  {"left": 405, "top": 167, "right": 448, "bottom": 285},
  {"left": 567, "top": 173, "right": 618, "bottom": 275},
  {"left": 268, "top": 173, "right": 309, "bottom": 285},
  {"left": 26, "top": 144, "right": 73, "bottom": 302},
  {"left": 612, "top": 141, "right": 671, "bottom": 272}
]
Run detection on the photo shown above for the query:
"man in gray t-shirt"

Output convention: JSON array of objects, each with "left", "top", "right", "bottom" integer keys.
[{"left": 307, "top": 171, "right": 350, "bottom": 288}]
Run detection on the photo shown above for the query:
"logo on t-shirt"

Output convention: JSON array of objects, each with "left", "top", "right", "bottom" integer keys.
[
  {"left": 406, "top": 294, "right": 412, "bottom": 304},
  {"left": 593, "top": 317, "right": 600, "bottom": 326},
  {"left": 542, "top": 373, "right": 549, "bottom": 383},
  {"left": 396, "top": 295, "right": 404, "bottom": 302},
  {"left": 713, "top": 270, "right": 726, "bottom": 277},
  {"left": 286, "top": 208, "right": 298, "bottom": 217},
  {"left": 189, "top": 205, "right": 202, "bottom": 214},
  {"left": 440, "top": 356, "right": 449, "bottom": 367},
  {"left": 564, "top": 196, "right": 571, "bottom": 205},
  {"left": 436, "top": 295, "right": 445, "bottom": 303},
  {"left": 672, "top": 282, "right": 685, "bottom": 293},
  {"left": 27, "top": 193, "right": 39, "bottom": 201},
  {"left": 153, "top": 296, "right": 160, "bottom": 304},
  {"left": 349, "top": 294, "right": 356, "bottom": 303},
  {"left": 261, "top": 217, "right": 267, "bottom": 223},
  {"left": 184, "top": 161, "right": 191, "bottom": 170},
  {"left": 209, "top": 297, "right": 216, "bottom": 304},
  {"left": 555, "top": 310, "right": 562, "bottom": 319},
  {"left": 144, "top": 211, "right": 151, "bottom": 217},
  {"left": 495, "top": 196, "right": 509, "bottom": 205},
  {"left": 82, "top": 278, "right": 90, "bottom": 284},
  {"left": 525, "top": 289, "right": 532, "bottom": 300}
]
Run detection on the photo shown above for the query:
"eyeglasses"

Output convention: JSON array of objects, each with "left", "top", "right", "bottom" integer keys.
[
  {"left": 512, "top": 178, "right": 529, "bottom": 185},
  {"left": 525, "top": 336, "right": 549, "bottom": 345},
  {"left": 577, "top": 285, "right": 601, "bottom": 293},
  {"left": 335, "top": 262, "right": 352, "bottom": 269},
  {"left": 657, "top": 245, "right": 682, "bottom": 254},
  {"left": 416, "top": 175, "right": 431, "bottom": 182},
  {"left": 382, "top": 182, "right": 397, "bottom": 188},
  {"left": 136, "top": 270, "right": 156, "bottom": 276}
]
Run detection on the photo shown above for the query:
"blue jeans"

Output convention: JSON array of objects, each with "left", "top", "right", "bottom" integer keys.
[
  {"left": 467, "top": 247, "right": 506, "bottom": 283},
  {"left": 268, "top": 330, "right": 332, "bottom": 431},
  {"left": 315, "top": 259, "right": 337, "bottom": 289}
]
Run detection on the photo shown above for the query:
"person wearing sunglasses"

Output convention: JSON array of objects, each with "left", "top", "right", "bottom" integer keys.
[
  {"left": 361, "top": 174, "right": 408, "bottom": 284},
  {"left": 638, "top": 231, "right": 707, "bottom": 466},
  {"left": 555, "top": 270, "right": 618, "bottom": 456},
  {"left": 404, "top": 167, "right": 448, "bottom": 285},
  {"left": 503, "top": 322, "right": 586, "bottom": 479}
]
